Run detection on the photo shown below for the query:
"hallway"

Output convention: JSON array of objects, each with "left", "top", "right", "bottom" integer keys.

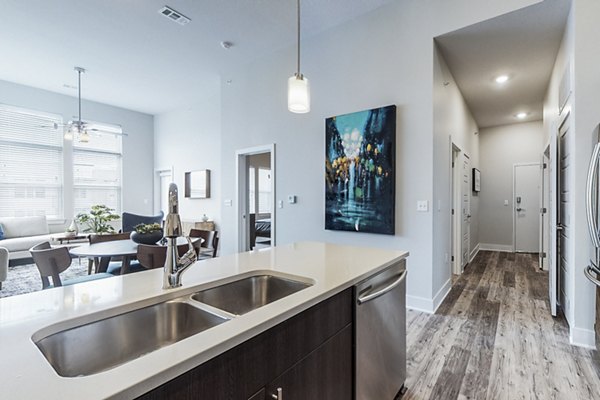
[{"left": 404, "top": 251, "right": 600, "bottom": 400}]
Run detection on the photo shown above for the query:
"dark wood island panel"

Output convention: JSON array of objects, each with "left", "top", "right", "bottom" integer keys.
[{"left": 138, "top": 288, "right": 353, "bottom": 400}]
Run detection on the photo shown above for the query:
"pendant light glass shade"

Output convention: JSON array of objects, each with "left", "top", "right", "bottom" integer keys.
[
  {"left": 63, "top": 128, "right": 73, "bottom": 141},
  {"left": 288, "top": 74, "right": 310, "bottom": 113},
  {"left": 79, "top": 129, "right": 90, "bottom": 143}
]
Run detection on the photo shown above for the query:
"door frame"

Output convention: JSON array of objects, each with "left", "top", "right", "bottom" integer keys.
[
  {"left": 154, "top": 165, "right": 174, "bottom": 215},
  {"left": 512, "top": 162, "right": 541, "bottom": 253},
  {"left": 235, "top": 144, "right": 276, "bottom": 252},
  {"left": 540, "top": 146, "right": 550, "bottom": 270},
  {"left": 450, "top": 141, "right": 462, "bottom": 275}
]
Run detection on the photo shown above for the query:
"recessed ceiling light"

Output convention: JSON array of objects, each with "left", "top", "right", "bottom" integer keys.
[
  {"left": 495, "top": 75, "right": 509, "bottom": 84},
  {"left": 515, "top": 112, "right": 528, "bottom": 119}
]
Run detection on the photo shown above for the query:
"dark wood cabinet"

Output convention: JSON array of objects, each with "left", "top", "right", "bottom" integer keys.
[
  {"left": 263, "top": 325, "right": 353, "bottom": 400},
  {"left": 138, "top": 288, "right": 352, "bottom": 400}
]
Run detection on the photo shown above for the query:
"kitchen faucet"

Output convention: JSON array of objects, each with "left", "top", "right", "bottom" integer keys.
[{"left": 163, "top": 183, "right": 197, "bottom": 289}]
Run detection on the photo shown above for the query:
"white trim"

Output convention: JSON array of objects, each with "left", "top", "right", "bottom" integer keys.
[
  {"left": 569, "top": 327, "right": 596, "bottom": 349},
  {"left": 406, "top": 295, "right": 434, "bottom": 314},
  {"left": 153, "top": 166, "right": 173, "bottom": 215},
  {"left": 469, "top": 243, "right": 480, "bottom": 263},
  {"left": 405, "top": 279, "right": 452, "bottom": 314},
  {"left": 512, "top": 162, "right": 541, "bottom": 253},
  {"left": 235, "top": 144, "right": 276, "bottom": 253},
  {"left": 479, "top": 243, "right": 513, "bottom": 252},
  {"left": 433, "top": 279, "right": 452, "bottom": 312}
]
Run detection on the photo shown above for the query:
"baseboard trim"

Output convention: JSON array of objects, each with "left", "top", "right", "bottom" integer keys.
[
  {"left": 479, "top": 243, "right": 513, "bottom": 253},
  {"left": 406, "top": 295, "right": 434, "bottom": 314},
  {"left": 469, "top": 244, "right": 480, "bottom": 263},
  {"left": 433, "top": 279, "right": 452, "bottom": 313},
  {"left": 570, "top": 327, "right": 596, "bottom": 349}
]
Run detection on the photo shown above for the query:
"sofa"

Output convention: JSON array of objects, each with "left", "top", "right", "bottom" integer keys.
[{"left": 0, "top": 216, "right": 54, "bottom": 266}]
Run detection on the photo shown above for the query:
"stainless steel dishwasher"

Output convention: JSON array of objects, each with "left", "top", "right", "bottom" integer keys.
[{"left": 355, "top": 259, "right": 407, "bottom": 400}]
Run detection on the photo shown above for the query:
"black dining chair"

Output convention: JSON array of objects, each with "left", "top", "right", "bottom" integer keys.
[
  {"left": 88, "top": 232, "right": 145, "bottom": 276},
  {"left": 189, "top": 229, "right": 219, "bottom": 259},
  {"left": 30, "top": 242, "right": 112, "bottom": 289}
]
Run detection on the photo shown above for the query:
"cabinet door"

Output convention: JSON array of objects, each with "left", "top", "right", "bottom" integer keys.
[{"left": 264, "top": 325, "right": 352, "bottom": 400}]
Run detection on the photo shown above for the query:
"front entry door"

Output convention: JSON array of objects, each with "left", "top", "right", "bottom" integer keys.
[{"left": 514, "top": 163, "right": 541, "bottom": 252}]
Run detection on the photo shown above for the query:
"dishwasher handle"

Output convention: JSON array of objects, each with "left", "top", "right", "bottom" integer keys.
[{"left": 357, "top": 270, "right": 407, "bottom": 305}]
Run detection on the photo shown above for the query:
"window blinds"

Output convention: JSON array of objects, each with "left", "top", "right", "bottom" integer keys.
[
  {"left": 72, "top": 123, "right": 122, "bottom": 215},
  {"left": 0, "top": 105, "right": 63, "bottom": 218}
]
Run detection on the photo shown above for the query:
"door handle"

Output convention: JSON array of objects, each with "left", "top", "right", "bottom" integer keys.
[
  {"left": 586, "top": 142, "right": 600, "bottom": 248},
  {"left": 516, "top": 208, "right": 522, "bottom": 212},
  {"left": 271, "top": 387, "right": 283, "bottom": 400},
  {"left": 556, "top": 224, "right": 564, "bottom": 231},
  {"left": 584, "top": 266, "right": 600, "bottom": 287},
  {"left": 357, "top": 270, "right": 407, "bottom": 305}
]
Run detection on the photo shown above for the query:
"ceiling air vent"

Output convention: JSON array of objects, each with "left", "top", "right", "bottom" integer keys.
[{"left": 158, "top": 6, "right": 191, "bottom": 26}]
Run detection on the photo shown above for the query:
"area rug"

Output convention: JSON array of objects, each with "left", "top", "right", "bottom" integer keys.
[{"left": 0, "top": 259, "right": 89, "bottom": 298}]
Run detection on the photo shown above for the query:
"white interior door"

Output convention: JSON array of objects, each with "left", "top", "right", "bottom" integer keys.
[
  {"left": 540, "top": 150, "right": 550, "bottom": 271},
  {"left": 461, "top": 154, "right": 470, "bottom": 269},
  {"left": 514, "top": 163, "right": 541, "bottom": 252}
]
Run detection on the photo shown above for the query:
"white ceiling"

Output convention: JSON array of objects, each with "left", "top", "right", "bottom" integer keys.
[
  {"left": 0, "top": 0, "right": 395, "bottom": 115},
  {"left": 435, "top": 0, "right": 571, "bottom": 128}
]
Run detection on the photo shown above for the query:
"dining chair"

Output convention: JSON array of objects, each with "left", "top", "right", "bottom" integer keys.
[
  {"left": 136, "top": 243, "right": 192, "bottom": 269},
  {"left": 87, "top": 232, "right": 132, "bottom": 274},
  {"left": 121, "top": 211, "right": 164, "bottom": 233},
  {"left": 30, "top": 242, "right": 112, "bottom": 289},
  {"left": 189, "top": 229, "right": 219, "bottom": 259}
]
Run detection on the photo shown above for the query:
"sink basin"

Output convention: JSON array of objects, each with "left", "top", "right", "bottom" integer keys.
[
  {"left": 34, "top": 300, "right": 228, "bottom": 377},
  {"left": 191, "top": 274, "right": 312, "bottom": 316}
]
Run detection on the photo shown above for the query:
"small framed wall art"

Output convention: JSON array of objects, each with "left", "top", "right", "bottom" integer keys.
[
  {"left": 185, "top": 169, "right": 211, "bottom": 198},
  {"left": 472, "top": 168, "right": 481, "bottom": 192}
]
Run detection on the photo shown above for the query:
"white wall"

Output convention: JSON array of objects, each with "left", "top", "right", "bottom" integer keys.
[
  {"left": 217, "top": 0, "right": 540, "bottom": 312},
  {"left": 432, "top": 44, "right": 480, "bottom": 301},
  {"left": 541, "top": 0, "right": 599, "bottom": 348},
  {"left": 154, "top": 93, "right": 221, "bottom": 227},
  {"left": 478, "top": 121, "right": 544, "bottom": 249},
  {"left": 570, "top": 0, "right": 599, "bottom": 346},
  {"left": 0, "top": 79, "right": 154, "bottom": 227}
]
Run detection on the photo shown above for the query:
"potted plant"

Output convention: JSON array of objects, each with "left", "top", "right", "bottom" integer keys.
[
  {"left": 75, "top": 205, "right": 120, "bottom": 233},
  {"left": 130, "top": 222, "right": 163, "bottom": 245}
]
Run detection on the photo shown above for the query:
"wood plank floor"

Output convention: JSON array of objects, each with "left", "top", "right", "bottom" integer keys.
[{"left": 404, "top": 251, "right": 600, "bottom": 400}]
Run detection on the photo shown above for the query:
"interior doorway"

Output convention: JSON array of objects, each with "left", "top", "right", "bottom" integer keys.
[
  {"left": 513, "top": 163, "right": 541, "bottom": 253},
  {"left": 450, "top": 142, "right": 462, "bottom": 275},
  {"left": 540, "top": 147, "right": 550, "bottom": 270},
  {"left": 154, "top": 167, "right": 173, "bottom": 215},
  {"left": 235, "top": 144, "right": 276, "bottom": 252}
]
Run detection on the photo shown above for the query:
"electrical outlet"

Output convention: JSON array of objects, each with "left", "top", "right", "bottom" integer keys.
[
  {"left": 288, "top": 195, "right": 297, "bottom": 204},
  {"left": 417, "top": 200, "right": 429, "bottom": 212},
  {"left": 278, "top": 200, "right": 283, "bottom": 209}
]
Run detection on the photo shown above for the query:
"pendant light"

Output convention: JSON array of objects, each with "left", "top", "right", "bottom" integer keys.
[{"left": 287, "top": 0, "right": 310, "bottom": 113}]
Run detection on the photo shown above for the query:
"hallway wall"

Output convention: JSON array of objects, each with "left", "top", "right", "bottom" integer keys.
[{"left": 478, "top": 121, "right": 544, "bottom": 250}]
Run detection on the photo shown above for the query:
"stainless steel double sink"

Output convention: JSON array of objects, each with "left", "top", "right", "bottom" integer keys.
[{"left": 33, "top": 272, "right": 312, "bottom": 377}]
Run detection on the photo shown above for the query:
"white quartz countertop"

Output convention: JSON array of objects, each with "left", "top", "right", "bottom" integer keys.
[{"left": 0, "top": 241, "right": 408, "bottom": 400}]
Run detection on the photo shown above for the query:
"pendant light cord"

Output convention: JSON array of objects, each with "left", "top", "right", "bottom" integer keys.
[
  {"left": 297, "top": 0, "right": 301, "bottom": 76},
  {"left": 78, "top": 69, "right": 82, "bottom": 126}
]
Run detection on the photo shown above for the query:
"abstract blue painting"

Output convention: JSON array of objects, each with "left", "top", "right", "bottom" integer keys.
[{"left": 325, "top": 105, "right": 396, "bottom": 234}]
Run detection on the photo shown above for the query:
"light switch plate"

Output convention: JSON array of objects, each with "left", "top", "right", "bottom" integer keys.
[
  {"left": 278, "top": 200, "right": 283, "bottom": 209},
  {"left": 288, "top": 195, "right": 297, "bottom": 204},
  {"left": 417, "top": 200, "right": 429, "bottom": 212},
  {"left": 504, "top": 200, "right": 509, "bottom": 206},
  {"left": 224, "top": 199, "right": 232, "bottom": 207}
]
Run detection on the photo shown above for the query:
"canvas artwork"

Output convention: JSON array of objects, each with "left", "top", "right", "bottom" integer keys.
[{"left": 325, "top": 105, "right": 396, "bottom": 234}]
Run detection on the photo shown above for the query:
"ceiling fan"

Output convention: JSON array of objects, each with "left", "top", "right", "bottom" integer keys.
[{"left": 45, "top": 66, "right": 127, "bottom": 143}]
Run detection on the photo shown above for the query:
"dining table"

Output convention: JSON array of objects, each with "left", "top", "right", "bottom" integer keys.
[{"left": 70, "top": 237, "right": 202, "bottom": 275}]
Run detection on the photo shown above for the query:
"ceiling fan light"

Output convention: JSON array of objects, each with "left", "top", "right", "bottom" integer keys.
[
  {"left": 79, "top": 130, "right": 90, "bottom": 143},
  {"left": 288, "top": 74, "right": 310, "bottom": 113},
  {"left": 63, "top": 130, "right": 73, "bottom": 141}
]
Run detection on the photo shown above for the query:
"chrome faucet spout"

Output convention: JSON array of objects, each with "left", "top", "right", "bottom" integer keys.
[{"left": 163, "top": 183, "right": 196, "bottom": 289}]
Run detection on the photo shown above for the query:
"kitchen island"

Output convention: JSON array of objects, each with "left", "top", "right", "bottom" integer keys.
[{"left": 0, "top": 241, "right": 408, "bottom": 399}]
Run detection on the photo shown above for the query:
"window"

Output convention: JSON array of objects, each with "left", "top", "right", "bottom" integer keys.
[
  {"left": 73, "top": 123, "right": 122, "bottom": 215},
  {"left": 0, "top": 105, "right": 63, "bottom": 218},
  {"left": 248, "top": 167, "right": 271, "bottom": 214}
]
